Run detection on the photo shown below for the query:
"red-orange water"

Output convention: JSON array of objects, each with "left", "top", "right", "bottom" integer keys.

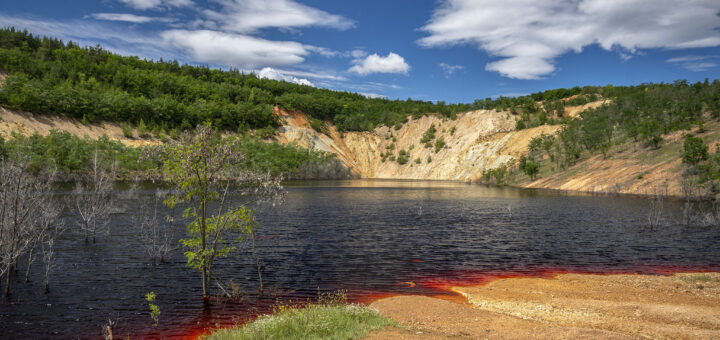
[{"left": 180, "top": 264, "right": 719, "bottom": 340}]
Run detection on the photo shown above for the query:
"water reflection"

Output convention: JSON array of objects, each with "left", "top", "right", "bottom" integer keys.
[{"left": 1, "top": 181, "right": 718, "bottom": 339}]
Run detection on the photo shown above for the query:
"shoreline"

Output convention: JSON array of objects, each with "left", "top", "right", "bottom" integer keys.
[
  {"left": 194, "top": 268, "right": 720, "bottom": 339},
  {"left": 368, "top": 271, "right": 720, "bottom": 339}
]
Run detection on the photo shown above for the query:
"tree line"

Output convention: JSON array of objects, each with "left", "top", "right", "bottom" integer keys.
[{"left": 1, "top": 27, "right": 604, "bottom": 134}]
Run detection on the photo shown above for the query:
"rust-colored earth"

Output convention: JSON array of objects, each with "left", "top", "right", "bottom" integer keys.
[{"left": 366, "top": 272, "right": 720, "bottom": 339}]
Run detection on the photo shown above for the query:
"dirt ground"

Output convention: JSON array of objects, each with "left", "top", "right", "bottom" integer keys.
[
  {"left": 0, "top": 106, "right": 158, "bottom": 147},
  {"left": 367, "top": 272, "right": 720, "bottom": 339}
]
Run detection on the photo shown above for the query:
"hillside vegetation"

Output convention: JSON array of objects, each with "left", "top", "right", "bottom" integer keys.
[
  {"left": 0, "top": 27, "right": 639, "bottom": 134},
  {"left": 3, "top": 28, "right": 720, "bottom": 194}
]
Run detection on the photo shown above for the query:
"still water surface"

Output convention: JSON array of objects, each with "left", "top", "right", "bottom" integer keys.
[{"left": 1, "top": 180, "right": 719, "bottom": 339}]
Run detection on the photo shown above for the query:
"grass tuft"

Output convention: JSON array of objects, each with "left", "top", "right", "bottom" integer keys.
[{"left": 203, "top": 292, "right": 394, "bottom": 340}]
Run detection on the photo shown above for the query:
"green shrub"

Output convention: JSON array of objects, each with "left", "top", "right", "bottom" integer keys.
[
  {"left": 420, "top": 124, "right": 436, "bottom": 143},
  {"left": 309, "top": 118, "right": 329, "bottom": 135},
  {"left": 397, "top": 149, "right": 409, "bottom": 165},
  {"left": 120, "top": 122, "right": 134, "bottom": 138},
  {"left": 137, "top": 119, "right": 150, "bottom": 138},
  {"left": 434, "top": 137, "right": 445, "bottom": 153},
  {"left": 683, "top": 135, "right": 708, "bottom": 165}
]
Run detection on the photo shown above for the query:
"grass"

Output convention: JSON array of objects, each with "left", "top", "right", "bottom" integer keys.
[
  {"left": 680, "top": 274, "right": 720, "bottom": 283},
  {"left": 203, "top": 293, "right": 395, "bottom": 340}
]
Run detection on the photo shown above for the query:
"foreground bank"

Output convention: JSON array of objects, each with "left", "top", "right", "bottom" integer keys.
[
  {"left": 368, "top": 272, "right": 720, "bottom": 339},
  {"left": 199, "top": 272, "right": 720, "bottom": 339}
]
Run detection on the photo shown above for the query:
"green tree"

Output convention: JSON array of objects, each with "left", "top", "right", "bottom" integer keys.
[
  {"left": 683, "top": 135, "right": 708, "bottom": 165},
  {"left": 151, "top": 124, "right": 284, "bottom": 298},
  {"left": 137, "top": 119, "right": 149, "bottom": 138},
  {"left": 524, "top": 161, "right": 539, "bottom": 179}
]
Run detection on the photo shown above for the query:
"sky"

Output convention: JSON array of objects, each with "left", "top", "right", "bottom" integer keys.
[{"left": 1, "top": 0, "right": 720, "bottom": 103}]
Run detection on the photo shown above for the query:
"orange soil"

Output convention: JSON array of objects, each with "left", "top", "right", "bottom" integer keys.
[{"left": 367, "top": 272, "right": 720, "bottom": 339}]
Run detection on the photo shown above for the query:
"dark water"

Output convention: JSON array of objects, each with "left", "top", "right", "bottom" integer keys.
[{"left": 1, "top": 180, "right": 719, "bottom": 339}]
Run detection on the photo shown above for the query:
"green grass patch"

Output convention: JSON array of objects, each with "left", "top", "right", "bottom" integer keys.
[
  {"left": 680, "top": 274, "right": 720, "bottom": 283},
  {"left": 203, "top": 304, "right": 394, "bottom": 340}
]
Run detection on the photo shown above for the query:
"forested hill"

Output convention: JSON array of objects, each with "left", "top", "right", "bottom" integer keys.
[{"left": 0, "top": 27, "right": 679, "bottom": 136}]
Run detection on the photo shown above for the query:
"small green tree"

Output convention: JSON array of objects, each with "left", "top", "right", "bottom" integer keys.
[
  {"left": 137, "top": 119, "right": 150, "bottom": 138},
  {"left": 146, "top": 292, "right": 160, "bottom": 326},
  {"left": 524, "top": 161, "right": 539, "bottom": 179},
  {"left": 150, "top": 124, "right": 284, "bottom": 298},
  {"left": 683, "top": 135, "right": 708, "bottom": 165}
]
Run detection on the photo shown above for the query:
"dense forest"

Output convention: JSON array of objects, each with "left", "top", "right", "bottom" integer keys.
[{"left": 0, "top": 27, "right": 618, "bottom": 133}]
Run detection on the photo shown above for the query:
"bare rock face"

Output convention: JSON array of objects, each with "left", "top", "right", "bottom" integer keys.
[{"left": 274, "top": 106, "right": 557, "bottom": 181}]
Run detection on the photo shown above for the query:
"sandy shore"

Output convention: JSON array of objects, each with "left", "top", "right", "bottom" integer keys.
[{"left": 367, "top": 272, "right": 720, "bottom": 339}]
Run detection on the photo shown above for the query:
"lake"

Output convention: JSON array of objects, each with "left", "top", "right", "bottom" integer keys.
[{"left": 1, "top": 180, "right": 719, "bottom": 339}]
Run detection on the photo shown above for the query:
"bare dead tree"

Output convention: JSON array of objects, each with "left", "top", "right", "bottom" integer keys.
[
  {"left": 0, "top": 158, "right": 56, "bottom": 296},
  {"left": 24, "top": 197, "right": 63, "bottom": 283},
  {"left": 74, "top": 149, "right": 114, "bottom": 243},
  {"left": 647, "top": 185, "right": 666, "bottom": 231},
  {"left": 41, "top": 238, "right": 55, "bottom": 293},
  {"left": 250, "top": 232, "right": 264, "bottom": 296},
  {"left": 137, "top": 189, "right": 175, "bottom": 263},
  {"left": 681, "top": 179, "right": 695, "bottom": 226}
]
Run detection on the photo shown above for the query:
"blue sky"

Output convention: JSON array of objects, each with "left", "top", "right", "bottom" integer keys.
[{"left": 2, "top": 0, "right": 720, "bottom": 103}]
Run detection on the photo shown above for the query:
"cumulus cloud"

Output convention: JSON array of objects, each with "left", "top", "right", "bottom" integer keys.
[
  {"left": 257, "top": 67, "right": 314, "bottom": 86},
  {"left": 667, "top": 55, "right": 718, "bottom": 71},
  {"left": 438, "top": 62, "right": 464, "bottom": 78},
  {"left": 202, "top": 0, "right": 354, "bottom": 33},
  {"left": 89, "top": 13, "right": 174, "bottom": 23},
  {"left": 419, "top": 0, "right": 720, "bottom": 79},
  {"left": 348, "top": 52, "right": 410, "bottom": 76},
  {"left": 161, "top": 29, "right": 311, "bottom": 68},
  {"left": 118, "top": 0, "right": 193, "bottom": 10}
]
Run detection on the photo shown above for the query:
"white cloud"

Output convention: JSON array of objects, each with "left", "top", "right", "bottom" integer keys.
[
  {"left": 257, "top": 67, "right": 314, "bottom": 86},
  {"left": 161, "top": 29, "right": 311, "bottom": 68},
  {"left": 267, "top": 68, "right": 347, "bottom": 81},
  {"left": 666, "top": 55, "right": 716, "bottom": 63},
  {"left": 202, "top": 0, "right": 354, "bottom": 33},
  {"left": 350, "top": 49, "right": 367, "bottom": 58},
  {"left": 348, "top": 52, "right": 410, "bottom": 76},
  {"left": 667, "top": 55, "right": 718, "bottom": 71},
  {"left": 419, "top": 0, "right": 720, "bottom": 79},
  {"left": 89, "top": 13, "right": 174, "bottom": 23},
  {"left": 438, "top": 62, "right": 464, "bottom": 78},
  {"left": 358, "top": 92, "right": 387, "bottom": 99},
  {"left": 118, "top": 0, "right": 193, "bottom": 10},
  {"left": 0, "top": 13, "right": 174, "bottom": 59}
]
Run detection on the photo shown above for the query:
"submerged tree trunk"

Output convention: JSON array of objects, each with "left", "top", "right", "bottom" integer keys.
[
  {"left": 201, "top": 200, "right": 208, "bottom": 298},
  {"left": 25, "top": 247, "right": 34, "bottom": 282},
  {"left": 4, "top": 265, "right": 11, "bottom": 296}
]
